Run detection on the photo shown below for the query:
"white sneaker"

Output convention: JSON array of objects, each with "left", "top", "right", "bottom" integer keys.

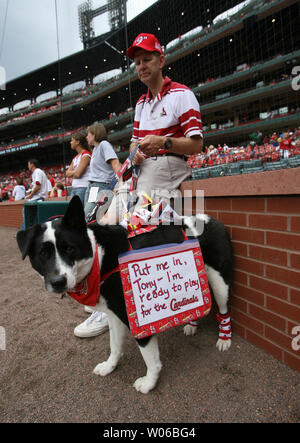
[{"left": 74, "top": 311, "right": 109, "bottom": 338}]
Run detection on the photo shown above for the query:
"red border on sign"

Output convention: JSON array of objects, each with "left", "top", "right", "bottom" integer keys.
[{"left": 119, "top": 240, "right": 211, "bottom": 338}]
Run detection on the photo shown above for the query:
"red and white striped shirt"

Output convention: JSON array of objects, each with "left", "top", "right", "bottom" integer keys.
[{"left": 131, "top": 76, "right": 202, "bottom": 153}]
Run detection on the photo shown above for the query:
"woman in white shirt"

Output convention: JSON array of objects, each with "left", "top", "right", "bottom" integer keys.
[
  {"left": 66, "top": 132, "right": 92, "bottom": 204},
  {"left": 12, "top": 177, "right": 26, "bottom": 201}
]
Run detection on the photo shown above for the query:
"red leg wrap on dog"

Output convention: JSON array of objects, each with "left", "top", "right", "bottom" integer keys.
[{"left": 216, "top": 312, "right": 232, "bottom": 340}]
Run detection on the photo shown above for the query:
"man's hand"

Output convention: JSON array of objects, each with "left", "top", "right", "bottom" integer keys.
[
  {"left": 138, "top": 135, "right": 164, "bottom": 157},
  {"left": 132, "top": 149, "right": 148, "bottom": 165}
]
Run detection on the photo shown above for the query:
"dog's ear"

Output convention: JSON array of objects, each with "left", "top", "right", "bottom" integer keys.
[
  {"left": 16, "top": 224, "right": 45, "bottom": 260},
  {"left": 62, "top": 195, "right": 86, "bottom": 230}
]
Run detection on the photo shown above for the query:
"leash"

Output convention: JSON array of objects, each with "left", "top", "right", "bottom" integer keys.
[{"left": 109, "top": 144, "right": 140, "bottom": 190}]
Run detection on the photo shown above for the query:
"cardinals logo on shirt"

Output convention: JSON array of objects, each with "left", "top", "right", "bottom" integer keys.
[{"left": 160, "top": 107, "right": 167, "bottom": 117}]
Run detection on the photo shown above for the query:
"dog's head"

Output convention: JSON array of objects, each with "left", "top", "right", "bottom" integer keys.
[
  {"left": 16, "top": 195, "right": 128, "bottom": 294},
  {"left": 17, "top": 196, "right": 94, "bottom": 293}
]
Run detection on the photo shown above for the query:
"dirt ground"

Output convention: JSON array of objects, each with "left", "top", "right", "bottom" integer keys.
[{"left": 0, "top": 226, "right": 299, "bottom": 424}]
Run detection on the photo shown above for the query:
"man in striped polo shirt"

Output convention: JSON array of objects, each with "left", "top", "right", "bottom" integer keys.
[
  {"left": 102, "top": 33, "right": 204, "bottom": 225},
  {"left": 127, "top": 33, "right": 203, "bottom": 204}
]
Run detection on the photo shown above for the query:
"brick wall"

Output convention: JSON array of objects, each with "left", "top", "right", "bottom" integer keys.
[
  {"left": 203, "top": 195, "right": 300, "bottom": 372},
  {"left": 181, "top": 169, "right": 300, "bottom": 373},
  {"left": 0, "top": 201, "right": 23, "bottom": 228}
]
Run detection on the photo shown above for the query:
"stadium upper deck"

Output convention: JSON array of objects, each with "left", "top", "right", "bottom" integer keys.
[{"left": 0, "top": 0, "right": 299, "bottom": 174}]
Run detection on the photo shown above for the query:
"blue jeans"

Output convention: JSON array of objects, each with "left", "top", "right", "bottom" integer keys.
[
  {"left": 70, "top": 187, "right": 87, "bottom": 206},
  {"left": 84, "top": 182, "right": 113, "bottom": 218}
]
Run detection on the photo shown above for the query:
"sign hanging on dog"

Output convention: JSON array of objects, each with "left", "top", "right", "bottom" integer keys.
[{"left": 119, "top": 240, "right": 211, "bottom": 338}]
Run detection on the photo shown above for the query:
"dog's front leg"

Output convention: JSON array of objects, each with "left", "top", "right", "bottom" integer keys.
[
  {"left": 133, "top": 335, "right": 162, "bottom": 394},
  {"left": 93, "top": 311, "right": 127, "bottom": 376}
]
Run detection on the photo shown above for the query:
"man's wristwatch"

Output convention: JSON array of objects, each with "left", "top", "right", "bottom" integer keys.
[{"left": 164, "top": 137, "right": 172, "bottom": 151}]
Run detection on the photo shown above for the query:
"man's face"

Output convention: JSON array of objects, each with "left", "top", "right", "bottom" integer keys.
[{"left": 134, "top": 49, "right": 165, "bottom": 86}]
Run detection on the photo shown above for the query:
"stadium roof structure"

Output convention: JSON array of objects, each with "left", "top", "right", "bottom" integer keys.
[{"left": 1, "top": 0, "right": 243, "bottom": 108}]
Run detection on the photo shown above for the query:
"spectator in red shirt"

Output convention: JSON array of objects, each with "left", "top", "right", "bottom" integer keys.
[
  {"left": 47, "top": 173, "right": 55, "bottom": 188},
  {"left": 280, "top": 134, "right": 292, "bottom": 159}
]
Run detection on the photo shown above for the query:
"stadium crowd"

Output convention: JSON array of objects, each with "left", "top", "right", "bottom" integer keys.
[
  {"left": 0, "top": 126, "right": 299, "bottom": 203},
  {"left": 187, "top": 127, "right": 300, "bottom": 168}
]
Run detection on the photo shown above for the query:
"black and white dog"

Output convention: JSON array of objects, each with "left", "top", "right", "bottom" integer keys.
[{"left": 17, "top": 196, "right": 233, "bottom": 394}]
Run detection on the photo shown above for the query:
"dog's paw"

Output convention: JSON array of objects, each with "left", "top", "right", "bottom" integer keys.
[
  {"left": 216, "top": 338, "right": 231, "bottom": 352},
  {"left": 93, "top": 361, "right": 116, "bottom": 377},
  {"left": 183, "top": 324, "right": 197, "bottom": 336},
  {"left": 133, "top": 376, "right": 156, "bottom": 394}
]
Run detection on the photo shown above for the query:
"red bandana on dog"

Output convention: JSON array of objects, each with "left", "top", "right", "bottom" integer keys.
[{"left": 67, "top": 244, "right": 101, "bottom": 307}]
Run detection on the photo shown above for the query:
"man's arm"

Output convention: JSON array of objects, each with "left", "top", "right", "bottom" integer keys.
[
  {"left": 27, "top": 183, "right": 41, "bottom": 199},
  {"left": 138, "top": 134, "right": 203, "bottom": 157}
]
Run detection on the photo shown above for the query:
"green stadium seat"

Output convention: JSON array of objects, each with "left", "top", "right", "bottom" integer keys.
[
  {"left": 288, "top": 157, "right": 300, "bottom": 168},
  {"left": 209, "top": 169, "right": 221, "bottom": 178},
  {"left": 209, "top": 166, "right": 226, "bottom": 177},
  {"left": 227, "top": 163, "right": 241, "bottom": 175},
  {"left": 198, "top": 170, "right": 210, "bottom": 179},
  {"left": 263, "top": 161, "right": 283, "bottom": 171},
  {"left": 242, "top": 166, "right": 264, "bottom": 174}
]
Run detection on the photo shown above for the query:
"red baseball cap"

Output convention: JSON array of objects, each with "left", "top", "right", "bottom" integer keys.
[{"left": 126, "top": 33, "right": 163, "bottom": 59}]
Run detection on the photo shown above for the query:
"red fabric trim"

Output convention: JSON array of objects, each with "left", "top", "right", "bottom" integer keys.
[
  {"left": 136, "top": 125, "right": 184, "bottom": 139},
  {"left": 81, "top": 150, "right": 92, "bottom": 157}
]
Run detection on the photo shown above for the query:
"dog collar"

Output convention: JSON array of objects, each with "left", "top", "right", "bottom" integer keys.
[
  {"left": 67, "top": 241, "right": 119, "bottom": 307},
  {"left": 67, "top": 242, "right": 101, "bottom": 307}
]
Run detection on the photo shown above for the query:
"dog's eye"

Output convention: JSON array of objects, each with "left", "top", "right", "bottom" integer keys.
[
  {"left": 39, "top": 247, "right": 50, "bottom": 259},
  {"left": 65, "top": 246, "right": 74, "bottom": 255}
]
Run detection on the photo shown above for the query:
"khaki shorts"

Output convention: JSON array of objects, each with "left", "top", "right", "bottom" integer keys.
[{"left": 137, "top": 155, "right": 191, "bottom": 197}]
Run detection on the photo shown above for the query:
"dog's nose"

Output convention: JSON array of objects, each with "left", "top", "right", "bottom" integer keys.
[{"left": 51, "top": 275, "right": 67, "bottom": 292}]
